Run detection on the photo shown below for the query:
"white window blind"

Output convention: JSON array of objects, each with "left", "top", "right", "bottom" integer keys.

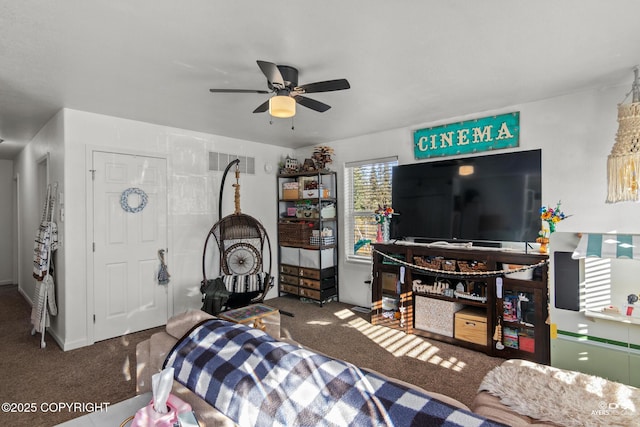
[{"left": 344, "top": 157, "right": 398, "bottom": 260}]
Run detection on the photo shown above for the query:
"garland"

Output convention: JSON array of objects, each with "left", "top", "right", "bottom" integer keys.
[
  {"left": 373, "top": 249, "right": 548, "bottom": 279},
  {"left": 120, "top": 187, "right": 148, "bottom": 213}
]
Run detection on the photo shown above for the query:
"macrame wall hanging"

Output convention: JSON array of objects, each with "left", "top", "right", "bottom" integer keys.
[{"left": 607, "top": 66, "right": 640, "bottom": 203}]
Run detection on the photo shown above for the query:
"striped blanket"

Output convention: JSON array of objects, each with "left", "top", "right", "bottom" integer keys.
[{"left": 164, "top": 319, "right": 504, "bottom": 427}]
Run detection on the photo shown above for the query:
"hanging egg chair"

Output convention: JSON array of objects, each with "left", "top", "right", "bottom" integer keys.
[{"left": 201, "top": 160, "right": 273, "bottom": 312}]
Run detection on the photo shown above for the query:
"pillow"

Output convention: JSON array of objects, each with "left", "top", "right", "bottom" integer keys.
[{"left": 222, "top": 273, "right": 267, "bottom": 293}]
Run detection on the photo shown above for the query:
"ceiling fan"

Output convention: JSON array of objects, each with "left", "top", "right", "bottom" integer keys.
[{"left": 209, "top": 60, "right": 350, "bottom": 118}]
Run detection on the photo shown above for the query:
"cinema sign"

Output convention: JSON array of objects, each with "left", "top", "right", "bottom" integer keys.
[{"left": 413, "top": 112, "right": 519, "bottom": 159}]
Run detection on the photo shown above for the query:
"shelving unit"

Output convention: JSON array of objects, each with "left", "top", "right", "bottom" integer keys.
[
  {"left": 276, "top": 171, "right": 338, "bottom": 306},
  {"left": 371, "top": 242, "right": 549, "bottom": 363}
]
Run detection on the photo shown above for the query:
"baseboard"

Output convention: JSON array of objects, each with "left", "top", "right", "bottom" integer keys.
[{"left": 18, "top": 286, "right": 33, "bottom": 306}]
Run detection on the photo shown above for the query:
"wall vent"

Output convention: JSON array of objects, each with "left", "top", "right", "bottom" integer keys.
[{"left": 209, "top": 152, "right": 255, "bottom": 175}]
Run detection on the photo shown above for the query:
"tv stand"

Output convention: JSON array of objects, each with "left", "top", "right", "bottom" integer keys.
[{"left": 371, "top": 242, "right": 550, "bottom": 364}]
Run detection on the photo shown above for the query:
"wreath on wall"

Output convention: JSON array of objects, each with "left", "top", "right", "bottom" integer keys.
[{"left": 120, "top": 187, "right": 148, "bottom": 213}]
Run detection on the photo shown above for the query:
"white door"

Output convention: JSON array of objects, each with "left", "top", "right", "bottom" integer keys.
[{"left": 92, "top": 151, "right": 168, "bottom": 341}]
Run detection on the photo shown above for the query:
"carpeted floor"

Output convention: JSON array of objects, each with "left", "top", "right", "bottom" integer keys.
[
  {"left": 268, "top": 295, "right": 503, "bottom": 409},
  {"left": 0, "top": 285, "right": 502, "bottom": 426}
]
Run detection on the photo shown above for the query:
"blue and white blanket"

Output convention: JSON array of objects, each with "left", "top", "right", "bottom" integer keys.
[{"left": 164, "top": 319, "right": 504, "bottom": 427}]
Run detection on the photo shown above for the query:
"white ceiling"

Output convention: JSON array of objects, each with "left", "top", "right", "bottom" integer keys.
[{"left": 1, "top": 1, "right": 639, "bottom": 160}]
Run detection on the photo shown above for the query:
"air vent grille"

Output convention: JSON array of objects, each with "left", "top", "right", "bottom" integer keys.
[{"left": 209, "top": 152, "right": 255, "bottom": 175}]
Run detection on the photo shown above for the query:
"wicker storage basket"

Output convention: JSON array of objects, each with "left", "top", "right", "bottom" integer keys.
[
  {"left": 278, "top": 221, "right": 314, "bottom": 246},
  {"left": 442, "top": 259, "right": 457, "bottom": 271},
  {"left": 457, "top": 260, "right": 488, "bottom": 272},
  {"left": 414, "top": 256, "right": 442, "bottom": 269}
]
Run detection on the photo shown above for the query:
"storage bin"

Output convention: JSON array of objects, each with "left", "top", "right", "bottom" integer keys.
[
  {"left": 282, "top": 182, "right": 300, "bottom": 200},
  {"left": 309, "top": 236, "right": 335, "bottom": 246},
  {"left": 280, "top": 247, "right": 299, "bottom": 266},
  {"left": 280, "top": 264, "right": 298, "bottom": 276},
  {"left": 299, "top": 248, "right": 335, "bottom": 269},
  {"left": 302, "top": 186, "right": 330, "bottom": 199},
  {"left": 279, "top": 283, "right": 299, "bottom": 295},
  {"left": 278, "top": 221, "right": 313, "bottom": 246},
  {"left": 457, "top": 260, "right": 488, "bottom": 272},
  {"left": 442, "top": 259, "right": 457, "bottom": 271},
  {"left": 320, "top": 204, "right": 336, "bottom": 218},
  {"left": 454, "top": 308, "right": 487, "bottom": 346},
  {"left": 503, "top": 263, "right": 533, "bottom": 280},
  {"left": 414, "top": 256, "right": 442, "bottom": 269},
  {"left": 414, "top": 295, "right": 464, "bottom": 337}
]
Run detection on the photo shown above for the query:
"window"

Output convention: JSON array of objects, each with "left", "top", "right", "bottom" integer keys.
[{"left": 344, "top": 157, "right": 398, "bottom": 260}]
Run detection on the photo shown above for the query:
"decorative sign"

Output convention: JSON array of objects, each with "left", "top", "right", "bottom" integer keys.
[{"left": 413, "top": 112, "right": 519, "bottom": 159}]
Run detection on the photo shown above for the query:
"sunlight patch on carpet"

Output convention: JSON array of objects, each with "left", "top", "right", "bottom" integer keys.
[
  {"left": 307, "top": 320, "right": 333, "bottom": 326},
  {"left": 346, "top": 317, "right": 470, "bottom": 372},
  {"left": 333, "top": 308, "right": 356, "bottom": 320},
  {"left": 122, "top": 355, "right": 131, "bottom": 381}
]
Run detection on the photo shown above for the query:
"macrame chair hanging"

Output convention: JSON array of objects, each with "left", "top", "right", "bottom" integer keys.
[{"left": 202, "top": 160, "right": 273, "bottom": 312}]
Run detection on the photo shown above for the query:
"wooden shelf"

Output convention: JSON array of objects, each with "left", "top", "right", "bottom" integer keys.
[
  {"left": 278, "top": 217, "right": 337, "bottom": 222},
  {"left": 371, "top": 242, "right": 549, "bottom": 363},
  {"left": 585, "top": 310, "right": 640, "bottom": 325},
  {"left": 277, "top": 171, "right": 339, "bottom": 306},
  {"left": 280, "top": 197, "right": 337, "bottom": 203}
]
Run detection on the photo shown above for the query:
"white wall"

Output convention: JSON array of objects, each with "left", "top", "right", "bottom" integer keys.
[
  {"left": 0, "top": 159, "right": 14, "bottom": 285},
  {"left": 295, "top": 83, "right": 636, "bottom": 308},
  {"left": 58, "top": 109, "right": 291, "bottom": 349},
  {"left": 17, "top": 81, "right": 637, "bottom": 349},
  {"left": 13, "top": 110, "right": 65, "bottom": 340}
]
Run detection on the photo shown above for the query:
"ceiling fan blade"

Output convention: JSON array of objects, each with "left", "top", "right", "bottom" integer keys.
[
  {"left": 294, "top": 95, "right": 331, "bottom": 112},
  {"left": 257, "top": 60, "right": 284, "bottom": 87},
  {"left": 296, "top": 78, "right": 350, "bottom": 94},
  {"left": 210, "top": 89, "right": 270, "bottom": 94},
  {"left": 253, "top": 99, "right": 270, "bottom": 113}
]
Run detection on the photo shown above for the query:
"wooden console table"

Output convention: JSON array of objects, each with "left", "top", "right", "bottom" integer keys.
[{"left": 371, "top": 242, "right": 550, "bottom": 364}]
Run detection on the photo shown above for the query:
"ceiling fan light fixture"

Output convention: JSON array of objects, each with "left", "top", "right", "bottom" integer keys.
[{"left": 269, "top": 95, "right": 296, "bottom": 118}]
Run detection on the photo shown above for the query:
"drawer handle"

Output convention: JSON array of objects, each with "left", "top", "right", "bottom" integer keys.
[{"left": 465, "top": 322, "right": 476, "bottom": 326}]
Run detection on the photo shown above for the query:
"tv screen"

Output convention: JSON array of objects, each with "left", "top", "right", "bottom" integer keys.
[{"left": 391, "top": 149, "right": 541, "bottom": 243}]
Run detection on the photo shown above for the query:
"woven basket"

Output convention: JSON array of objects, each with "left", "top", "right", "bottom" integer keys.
[
  {"left": 457, "top": 260, "right": 488, "bottom": 272},
  {"left": 414, "top": 256, "right": 442, "bottom": 269},
  {"left": 278, "top": 221, "right": 313, "bottom": 246},
  {"left": 441, "top": 259, "right": 457, "bottom": 271}
]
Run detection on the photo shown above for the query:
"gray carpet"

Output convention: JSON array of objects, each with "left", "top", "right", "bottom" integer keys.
[
  {"left": 0, "top": 286, "right": 502, "bottom": 426},
  {"left": 267, "top": 295, "right": 503, "bottom": 409}
]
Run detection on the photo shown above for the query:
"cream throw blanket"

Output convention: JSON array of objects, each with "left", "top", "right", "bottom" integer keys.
[{"left": 479, "top": 360, "right": 639, "bottom": 427}]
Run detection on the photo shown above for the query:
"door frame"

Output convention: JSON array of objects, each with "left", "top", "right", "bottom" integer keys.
[{"left": 85, "top": 145, "right": 172, "bottom": 344}]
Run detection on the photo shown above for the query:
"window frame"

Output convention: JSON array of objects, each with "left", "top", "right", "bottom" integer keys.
[{"left": 343, "top": 156, "right": 398, "bottom": 263}]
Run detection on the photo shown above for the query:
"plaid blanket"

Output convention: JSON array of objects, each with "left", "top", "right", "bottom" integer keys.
[{"left": 165, "top": 319, "right": 504, "bottom": 427}]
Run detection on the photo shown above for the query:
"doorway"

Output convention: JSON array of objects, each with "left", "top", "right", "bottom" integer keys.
[{"left": 91, "top": 151, "right": 169, "bottom": 341}]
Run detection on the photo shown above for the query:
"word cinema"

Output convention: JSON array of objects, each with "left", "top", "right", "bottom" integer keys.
[{"left": 413, "top": 112, "right": 520, "bottom": 159}]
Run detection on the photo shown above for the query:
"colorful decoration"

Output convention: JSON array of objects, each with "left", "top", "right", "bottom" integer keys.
[
  {"left": 536, "top": 201, "right": 571, "bottom": 253},
  {"left": 374, "top": 205, "right": 395, "bottom": 223},
  {"left": 120, "top": 187, "right": 148, "bottom": 213},
  {"left": 374, "top": 205, "right": 395, "bottom": 242}
]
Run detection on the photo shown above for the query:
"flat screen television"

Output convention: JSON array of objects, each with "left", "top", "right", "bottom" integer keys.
[{"left": 390, "top": 149, "right": 541, "bottom": 244}]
